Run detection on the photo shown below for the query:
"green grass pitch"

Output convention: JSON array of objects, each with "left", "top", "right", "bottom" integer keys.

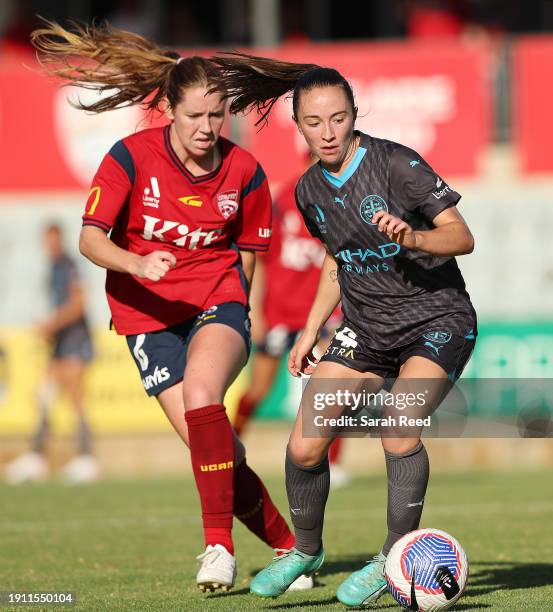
[{"left": 1, "top": 470, "right": 552, "bottom": 611}]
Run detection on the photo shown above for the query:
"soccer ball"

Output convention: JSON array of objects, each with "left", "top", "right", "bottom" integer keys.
[{"left": 385, "top": 528, "right": 468, "bottom": 611}]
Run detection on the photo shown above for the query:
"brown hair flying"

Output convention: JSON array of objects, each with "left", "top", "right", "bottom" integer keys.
[
  {"left": 30, "top": 19, "right": 221, "bottom": 113},
  {"left": 212, "top": 51, "right": 356, "bottom": 127}
]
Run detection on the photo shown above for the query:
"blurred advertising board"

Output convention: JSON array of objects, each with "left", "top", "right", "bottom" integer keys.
[
  {"left": 513, "top": 35, "right": 553, "bottom": 173},
  {"left": 0, "top": 326, "right": 246, "bottom": 434},
  {"left": 0, "top": 323, "right": 551, "bottom": 434},
  {"left": 0, "top": 39, "right": 491, "bottom": 191}
]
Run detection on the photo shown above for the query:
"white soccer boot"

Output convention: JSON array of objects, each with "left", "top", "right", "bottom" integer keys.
[
  {"left": 329, "top": 464, "right": 351, "bottom": 489},
  {"left": 60, "top": 455, "right": 99, "bottom": 484},
  {"left": 287, "top": 573, "right": 315, "bottom": 591},
  {"left": 196, "top": 544, "right": 237, "bottom": 592},
  {"left": 4, "top": 452, "right": 49, "bottom": 484},
  {"left": 272, "top": 549, "right": 315, "bottom": 591}
]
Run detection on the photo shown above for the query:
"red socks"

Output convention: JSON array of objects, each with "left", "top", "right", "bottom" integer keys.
[
  {"left": 185, "top": 404, "right": 235, "bottom": 554},
  {"left": 185, "top": 403, "right": 295, "bottom": 555},
  {"left": 329, "top": 437, "right": 343, "bottom": 465},
  {"left": 233, "top": 460, "right": 294, "bottom": 550},
  {"left": 233, "top": 394, "right": 258, "bottom": 437}
]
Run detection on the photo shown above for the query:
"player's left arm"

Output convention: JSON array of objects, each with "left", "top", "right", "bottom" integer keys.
[
  {"left": 384, "top": 146, "right": 474, "bottom": 256},
  {"left": 239, "top": 249, "right": 256, "bottom": 297},
  {"left": 373, "top": 206, "right": 474, "bottom": 256}
]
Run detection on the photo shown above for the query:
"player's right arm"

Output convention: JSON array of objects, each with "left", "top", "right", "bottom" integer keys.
[
  {"left": 79, "top": 227, "right": 175, "bottom": 281},
  {"left": 79, "top": 141, "right": 176, "bottom": 282},
  {"left": 289, "top": 181, "right": 341, "bottom": 376},
  {"left": 288, "top": 248, "right": 340, "bottom": 377}
]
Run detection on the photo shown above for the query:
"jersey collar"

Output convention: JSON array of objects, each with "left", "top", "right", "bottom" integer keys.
[
  {"left": 163, "top": 125, "right": 223, "bottom": 184},
  {"left": 320, "top": 137, "right": 367, "bottom": 189}
]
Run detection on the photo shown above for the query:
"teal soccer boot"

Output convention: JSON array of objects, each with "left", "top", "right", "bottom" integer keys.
[
  {"left": 336, "top": 552, "right": 387, "bottom": 606},
  {"left": 250, "top": 547, "right": 324, "bottom": 597}
]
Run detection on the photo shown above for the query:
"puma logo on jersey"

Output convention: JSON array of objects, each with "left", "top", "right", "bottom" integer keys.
[
  {"left": 178, "top": 195, "right": 203, "bottom": 207},
  {"left": 143, "top": 177, "right": 160, "bottom": 208},
  {"left": 142, "top": 215, "right": 223, "bottom": 249},
  {"left": 200, "top": 461, "right": 234, "bottom": 472},
  {"left": 334, "top": 194, "right": 348, "bottom": 209},
  {"left": 424, "top": 341, "right": 443, "bottom": 355},
  {"left": 141, "top": 365, "right": 170, "bottom": 390}
]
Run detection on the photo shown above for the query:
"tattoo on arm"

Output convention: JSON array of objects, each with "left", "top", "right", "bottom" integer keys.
[{"left": 329, "top": 269, "right": 338, "bottom": 282}]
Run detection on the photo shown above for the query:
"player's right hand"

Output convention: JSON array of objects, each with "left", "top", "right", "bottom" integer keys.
[
  {"left": 131, "top": 251, "right": 177, "bottom": 281},
  {"left": 288, "top": 330, "right": 320, "bottom": 378}
]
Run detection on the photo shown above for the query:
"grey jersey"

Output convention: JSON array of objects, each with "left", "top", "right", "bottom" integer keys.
[
  {"left": 49, "top": 255, "right": 91, "bottom": 345},
  {"left": 295, "top": 132, "right": 476, "bottom": 349}
]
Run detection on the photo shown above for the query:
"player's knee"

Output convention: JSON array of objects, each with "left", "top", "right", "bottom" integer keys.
[
  {"left": 381, "top": 438, "right": 421, "bottom": 456},
  {"left": 182, "top": 384, "right": 221, "bottom": 410},
  {"left": 287, "top": 438, "right": 327, "bottom": 467}
]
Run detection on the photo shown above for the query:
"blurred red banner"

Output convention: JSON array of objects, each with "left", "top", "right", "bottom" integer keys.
[
  {"left": 513, "top": 35, "right": 553, "bottom": 174},
  {"left": 0, "top": 40, "right": 491, "bottom": 191},
  {"left": 243, "top": 40, "right": 492, "bottom": 185}
]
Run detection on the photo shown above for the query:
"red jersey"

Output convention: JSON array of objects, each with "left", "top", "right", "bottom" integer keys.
[
  {"left": 82, "top": 126, "right": 271, "bottom": 335},
  {"left": 262, "top": 177, "right": 325, "bottom": 329}
]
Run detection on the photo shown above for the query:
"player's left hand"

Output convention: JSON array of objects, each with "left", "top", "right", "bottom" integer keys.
[{"left": 372, "top": 211, "right": 417, "bottom": 249}]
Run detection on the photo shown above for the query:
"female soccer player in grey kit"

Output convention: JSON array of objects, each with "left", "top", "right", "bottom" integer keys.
[{"left": 213, "top": 53, "right": 477, "bottom": 606}]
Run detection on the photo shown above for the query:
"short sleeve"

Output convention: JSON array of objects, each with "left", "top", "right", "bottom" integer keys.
[
  {"left": 260, "top": 201, "right": 282, "bottom": 264},
  {"left": 232, "top": 162, "right": 272, "bottom": 252},
  {"left": 82, "top": 140, "right": 134, "bottom": 232},
  {"left": 295, "top": 182, "right": 323, "bottom": 242},
  {"left": 390, "top": 146, "right": 461, "bottom": 223}
]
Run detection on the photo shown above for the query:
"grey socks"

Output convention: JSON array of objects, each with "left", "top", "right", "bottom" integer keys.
[
  {"left": 77, "top": 412, "right": 93, "bottom": 455},
  {"left": 382, "top": 441, "right": 429, "bottom": 556},
  {"left": 285, "top": 449, "right": 330, "bottom": 555}
]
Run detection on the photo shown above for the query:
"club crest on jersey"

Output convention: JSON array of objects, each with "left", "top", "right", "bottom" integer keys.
[
  {"left": 143, "top": 177, "right": 160, "bottom": 208},
  {"left": 217, "top": 189, "right": 239, "bottom": 219},
  {"left": 360, "top": 195, "right": 388, "bottom": 225}
]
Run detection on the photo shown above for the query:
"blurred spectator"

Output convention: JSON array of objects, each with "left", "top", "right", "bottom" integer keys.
[{"left": 4, "top": 224, "right": 98, "bottom": 484}]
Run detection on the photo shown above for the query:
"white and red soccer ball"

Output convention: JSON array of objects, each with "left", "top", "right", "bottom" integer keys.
[{"left": 385, "top": 528, "right": 468, "bottom": 611}]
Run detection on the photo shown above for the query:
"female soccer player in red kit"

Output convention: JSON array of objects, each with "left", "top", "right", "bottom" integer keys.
[{"left": 31, "top": 21, "right": 309, "bottom": 593}]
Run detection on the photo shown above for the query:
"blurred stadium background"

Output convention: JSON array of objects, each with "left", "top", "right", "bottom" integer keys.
[
  {"left": 1, "top": 0, "right": 553, "bottom": 476},
  {"left": 1, "top": 2, "right": 553, "bottom": 610}
]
